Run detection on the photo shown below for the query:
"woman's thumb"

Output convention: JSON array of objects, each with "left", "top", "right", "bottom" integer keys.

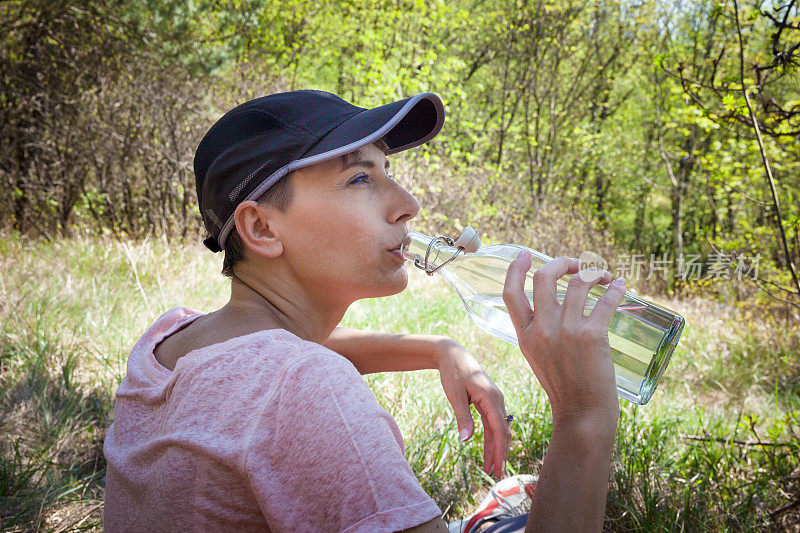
[
  {"left": 452, "top": 395, "right": 475, "bottom": 442},
  {"left": 503, "top": 250, "right": 534, "bottom": 329}
]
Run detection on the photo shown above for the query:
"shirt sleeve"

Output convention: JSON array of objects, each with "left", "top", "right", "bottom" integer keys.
[{"left": 242, "top": 350, "right": 441, "bottom": 533}]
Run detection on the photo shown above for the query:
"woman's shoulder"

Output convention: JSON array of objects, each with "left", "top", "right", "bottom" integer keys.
[
  {"left": 135, "top": 306, "right": 204, "bottom": 350},
  {"left": 171, "top": 324, "right": 358, "bottom": 385},
  {"left": 145, "top": 305, "right": 350, "bottom": 374}
]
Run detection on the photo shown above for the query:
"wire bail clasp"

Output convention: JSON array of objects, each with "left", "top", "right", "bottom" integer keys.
[
  {"left": 414, "top": 226, "right": 481, "bottom": 276},
  {"left": 415, "top": 235, "right": 459, "bottom": 276}
]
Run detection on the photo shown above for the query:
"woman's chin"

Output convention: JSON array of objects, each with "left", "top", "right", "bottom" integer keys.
[
  {"left": 387, "top": 268, "right": 409, "bottom": 294},
  {"left": 384, "top": 280, "right": 408, "bottom": 297},
  {"left": 363, "top": 269, "right": 409, "bottom": 298}
]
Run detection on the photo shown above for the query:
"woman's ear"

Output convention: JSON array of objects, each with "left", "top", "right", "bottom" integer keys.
[{"left": 233, "top": 201, "right": 284, "bottom": 259}]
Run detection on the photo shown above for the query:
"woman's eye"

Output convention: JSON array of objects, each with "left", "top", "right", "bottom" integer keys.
[{"left": 348, "top": 173, "right": 370, "bottom": 185}]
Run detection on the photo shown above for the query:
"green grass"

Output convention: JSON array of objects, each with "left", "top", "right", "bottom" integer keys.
[{"left": 1, "top": 232, "right": 798, "bottom": 531}]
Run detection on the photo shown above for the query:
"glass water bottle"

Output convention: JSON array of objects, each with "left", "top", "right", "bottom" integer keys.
[{"left": 401, "top": 229, "right": 685, "bottom": 405}]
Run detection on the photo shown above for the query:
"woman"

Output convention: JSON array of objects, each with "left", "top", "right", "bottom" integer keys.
[{"left": 103, "top": 90, "right": 625, "bottom": 532}]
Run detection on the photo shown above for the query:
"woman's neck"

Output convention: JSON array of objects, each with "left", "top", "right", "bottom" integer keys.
[{"left": 223, "top": 270, "right": 345, "bottom": 344}]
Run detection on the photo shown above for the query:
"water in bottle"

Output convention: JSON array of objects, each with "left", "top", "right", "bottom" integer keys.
[{"left": 401, "top": 228, "right": 685, "bottom": 405}]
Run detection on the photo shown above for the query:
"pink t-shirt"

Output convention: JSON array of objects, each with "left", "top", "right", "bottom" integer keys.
[{"left": 103, "top": 307, "right": 441, "bottom": 532}]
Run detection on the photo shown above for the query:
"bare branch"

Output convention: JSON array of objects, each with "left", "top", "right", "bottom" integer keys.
[{"left": 733, "top": 0, "right": 800, "bottom": 299}]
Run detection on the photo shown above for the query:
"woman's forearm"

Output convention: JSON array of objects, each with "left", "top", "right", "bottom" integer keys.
[
  {"left": 323, "top": 327, "right": 454, "bottom": 374},
  {"left": 526, "top": 412, "right": 618, "bottom": 532}
]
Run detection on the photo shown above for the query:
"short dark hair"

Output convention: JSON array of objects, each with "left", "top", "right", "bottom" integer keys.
[
  {"left": 221, "top": 173, "right": 295, "bottom": 278},
  {"left": 222, "top": 137, "right": 390, "bottom": 278}
]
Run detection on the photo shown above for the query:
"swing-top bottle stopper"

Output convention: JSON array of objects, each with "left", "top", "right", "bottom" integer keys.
[{"left": 453, "top": 226, "right": 481, "bottom": 253}]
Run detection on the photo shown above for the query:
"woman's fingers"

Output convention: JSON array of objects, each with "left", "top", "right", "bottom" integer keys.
[
  {"left": 529, "top": 256, "right": 580, "bottom": 315},
  {"left": 561, "top": 270, "right": 612, "bottom": 324},
  {"left": 474, "top": 394, "right": 511, "bottom": 478},
  {"left": 588, "top": 277, "right": 627, "bottom": 328},
  {"left": 482, "top": 424, "right": 496, "bottom": 475}
]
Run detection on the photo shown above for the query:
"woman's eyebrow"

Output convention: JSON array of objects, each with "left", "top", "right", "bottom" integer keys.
[{"left": 341, "top": 158, "right": 391, "bottom": 171}]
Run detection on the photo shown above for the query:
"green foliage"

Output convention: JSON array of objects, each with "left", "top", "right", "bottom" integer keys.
[{"left": 3, "top": 0, "right": 799, "bottom": 309}]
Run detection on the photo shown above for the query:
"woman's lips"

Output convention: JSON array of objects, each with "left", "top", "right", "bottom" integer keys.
[{"left": 388, "top": 248, "right": 405, "bottom": 262}]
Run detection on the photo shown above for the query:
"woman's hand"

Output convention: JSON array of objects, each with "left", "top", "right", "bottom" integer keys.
[
  {"left": 434, "top": 339, "right": 511, "bottom": 478},
  {"left": 502, "top": 252, "right": 625, "bottom": 428}
]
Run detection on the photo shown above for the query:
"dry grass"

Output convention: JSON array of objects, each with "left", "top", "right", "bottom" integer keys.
[{"left": 1, "top": 232, "right": 799, "bottom": 531}]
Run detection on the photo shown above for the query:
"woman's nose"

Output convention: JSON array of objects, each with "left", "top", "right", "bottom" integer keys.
[{"left": 389, "top": 181, "right": 420, "bottom": 224}]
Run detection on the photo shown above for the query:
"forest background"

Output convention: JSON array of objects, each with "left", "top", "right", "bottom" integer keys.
[
  {"left": 3, "top": 0, "right": 800, "bottom": 305},
  {"left": 1, "top": 0, "right": 800, "bottom": 531}
]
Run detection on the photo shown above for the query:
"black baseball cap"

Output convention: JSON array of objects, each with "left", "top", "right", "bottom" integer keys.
[{"left": 194, "top": 90, "right": 445, "bottom": 252}]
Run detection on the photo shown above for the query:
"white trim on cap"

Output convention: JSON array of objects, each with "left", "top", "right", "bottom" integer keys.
[{"left": 215, "top": 92, "right": 445, "bottom": 250}]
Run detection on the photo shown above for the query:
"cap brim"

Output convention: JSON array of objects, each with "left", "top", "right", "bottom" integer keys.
[{"left": 303, "top": 92, "right": 445, "bottom": 158}]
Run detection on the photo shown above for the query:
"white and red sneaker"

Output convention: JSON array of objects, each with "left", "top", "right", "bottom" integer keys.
[{"left": 447, "top": 474, "right": 538, "bottom": 533}]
